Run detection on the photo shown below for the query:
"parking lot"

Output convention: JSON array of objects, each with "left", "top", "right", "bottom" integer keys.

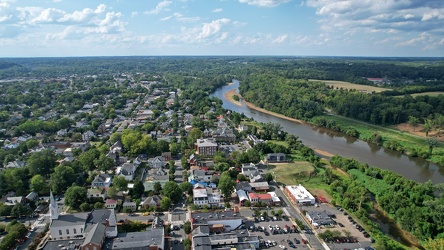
[
  {"left": 299, "top": 203, "right": 373, "bottom": 249},
  {"left": 170, "top": 225, "right": 186, "bottom": 250},
  {"left": 243, "top": 215, "right": 314, "bottom": 249}
]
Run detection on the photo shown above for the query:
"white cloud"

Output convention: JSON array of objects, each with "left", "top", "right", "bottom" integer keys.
[
  {"left": 239, "top": 0, "right": 291, "bottom": 7},
  {"left": 306, "top": 0, "right": 444, "bottom": 34},
  {"left": 197, "top": 18, "right": 230, "bottom": 39},
  {"left": 212, "top": 8, "right": 223, "bottom": 13},
  {"left": 272, "top": 34, "right": 288, "bottom": 43},
  {"left": 145, "top": 1, "right": 172, "bottom": 15}
]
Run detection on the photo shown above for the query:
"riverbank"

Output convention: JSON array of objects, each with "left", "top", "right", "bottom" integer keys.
[
  {"left": 224, "top": 86, "right": 443, "bottom": 167},
  {"left": 224, "top": 89, "right": 306, "bottom": 124},
  {"left": 224, "top": 89, "right": 242, "bottom": 107}
]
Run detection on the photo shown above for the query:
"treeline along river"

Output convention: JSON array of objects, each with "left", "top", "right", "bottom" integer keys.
[{"left": 211, "top": 80, "right": 444, "bottom": 184}]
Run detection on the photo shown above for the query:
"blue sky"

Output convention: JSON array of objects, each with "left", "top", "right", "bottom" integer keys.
[{"left": 0, "top": 0, "right": 443, "bottom": 57}]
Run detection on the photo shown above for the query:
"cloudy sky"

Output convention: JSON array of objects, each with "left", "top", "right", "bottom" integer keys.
[{"left": 0, "top": 0, "right": 443, "bottom": 57}]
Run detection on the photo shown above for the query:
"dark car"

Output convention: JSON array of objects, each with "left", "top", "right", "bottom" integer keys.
[
  {"left": 338, "top": 222, "right": 345, "bottom": 227},
  {"left": 294, "top": 238, "right": 300, "bottom": 244}
]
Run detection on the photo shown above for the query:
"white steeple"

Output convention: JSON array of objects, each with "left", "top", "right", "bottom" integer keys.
[{"left": 49, "top": 190, "right": 59, "bottom": 220}]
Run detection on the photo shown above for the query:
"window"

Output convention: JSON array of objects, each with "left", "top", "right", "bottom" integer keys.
[
  {"left": 74, "top": 228, "right": 77, "bottom": 234},
  {"left": 66, "top": 229, "right": 69, "bottom": 235},
  {"left": 81, "top": 228, "right": 84, "bottom": 233},
  {"left": 59, "top": 230, "right": 62, "bottom": 235}
]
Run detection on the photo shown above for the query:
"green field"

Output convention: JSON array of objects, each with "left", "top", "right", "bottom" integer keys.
[
  {"left": 311, "top": 80, "right": 391, "bottom": 93},
  {"left": 319, "top": 114, "right": 444, "bottom": 160},
  {"left": 269, "top": 161, "right": 315, "bottom": 185},
  {"left": 398, "top": 91, "right": 444, "bottom": 97}
]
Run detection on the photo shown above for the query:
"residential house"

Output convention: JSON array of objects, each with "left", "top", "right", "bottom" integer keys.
[
  {"left": 105, "top": 199, "right": 117, "bottom": 209},
  {"left": 147, "top": 156, "right": 166, "bottom": 169},
  {"left": 87, "top": 188, "right": 107, "bottom": 200},
  {"left": 116, "top": 162, "right": 137, "bottom": 181},
  {"left": 92, "top": 174, "right": 112, "bottom": 189},
  {"left": 265, "top": 153, "right": 287, "bottom": 163},
  {"left": 193, "top": 188, "right": 223, "bottom": 208},
  {"left": 26, "top": 191, "right": 39, "bottom": 202},
  {"left": 241, "top": 163, "right": 259, "bottom": 177},
  {"left": 140, "top": 195, "right": 162, "bottom": 210},
  {"left": 122, "top": 201, "right": 137, "bottom": 212},
  {"left": 188, "top": 169, "right": 213, "bottom": 182},
  {"left": 82, "top": 130, "right": 95, "bottom": 142},
  {"left": 5, "top": 160, "right": 25, "bottom": 169},
  {"left": 235, "top": 181, "right": 252, "bottom": 192}
]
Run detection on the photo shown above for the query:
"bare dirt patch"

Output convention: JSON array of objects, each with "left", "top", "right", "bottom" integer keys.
[
  {"left": 224, "top": 89, "right": 242, "bottom": 107},
  {"left": 393, "top": 122, "right": 444, "bottom": 142}
]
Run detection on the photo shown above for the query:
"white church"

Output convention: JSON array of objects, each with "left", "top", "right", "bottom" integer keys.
[{"left": 43, "top": 191, "right": 118, "bottom": 249}]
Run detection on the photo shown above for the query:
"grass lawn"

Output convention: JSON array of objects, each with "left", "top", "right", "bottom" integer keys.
[
  {"left": 394, "top": 91, "right": 444, "bottom": 97},
  {"left": 310, "top": 80, "right": 391, "bottom": 93},
  {"left": 268, "top": 140, "right": 289, "bottom": 147},
  {"left": 269, "top": 161, "right": 315, "bottom": 186}
]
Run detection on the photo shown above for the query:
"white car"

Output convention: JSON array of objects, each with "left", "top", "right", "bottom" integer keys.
[{"left": 278, "top": 245, "right": 286, "bottom": 249}]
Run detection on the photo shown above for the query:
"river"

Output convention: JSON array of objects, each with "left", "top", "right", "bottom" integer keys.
[{"left": 211, "top": 80, "right": 444, "bottom": 184}]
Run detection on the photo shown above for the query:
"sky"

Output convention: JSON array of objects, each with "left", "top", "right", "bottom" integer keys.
[{"left": 0, "top": 0, "right": 443, "bottom": 57}]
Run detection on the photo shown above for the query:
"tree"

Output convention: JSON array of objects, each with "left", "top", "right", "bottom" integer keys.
[
  {"left": 188, "top": 128, "right": 203, "bottom": 147},
  {"left": 162, "top": 181, "right": 182, "bottom": 202},
  {"left": 218, "top": 172, "right": 235, "bottom": 200},
  {"left": 107, "top": 187, "right": 118, "bottom": 199},
  {"left": 253, "top": 210, "right": 261, "bottom": 217},
  {"left": 94, "top": 202, "right": 103, "bottom": 209},
  {"left": 179, "top": 182, "right": 193, "bottom": 196},
  {"left": 50, "top": 165, "right": 75, "bottom": 195},
  {"left": 157, "top": 140, "right": 169, "bottom": 154},
  {"left": 183, "top": 221, "right": 192, "bottom": 234},
  {"left": 0, "top": 203, "right": 12, "bottom": 216},
  {"left": 264, "top": 173, "right": 273, "bottom": 183},
  {"left": 184, "top": 238, "right": 192, "bottom": 250},
  {"left": 160, "top": 196, "right": 172, "bottom": 211},
  {"left": 78, "top": 148, "right": 100, "bottom": 171},
  {"left": 153, "top": 182, "right": 162, "bottom": 195},
  {"left": 11, "top": 203, "right": 31, "bottom": 217},
  {"left": 94, "top": 154, "right": 115, "bottom": 172},
  {"left": 113, "top": 176, "right": 129, "bottom": 191},
  {"left": 27, "top": 149, "right": 57, "bottom": 177},
  {"left": 237, "top": 174, "right": 248, "bottom": 182},
  {"left": 30, "top": 174, "right": 48, "bottom": 194},
  {"left": 408, "top": 116, "right": 420, "bottom": 131},
  {"left": 129, "top": 180, "right": 145, "bottom": 199},
  {"left": 425, "top": 137, "right": 439, "bottom": 155},
  {"left": 80, "top": 202, "right": 91, "bottom": 212},
  {"left": 64, "top": 186, "right": 87, "bottom": 209},
  {"left": 170, "top": 142, "right": 180, "bottom": 156},
  {"left": 181, "top": 156, "right": 190, "bottom": 170},
  {"left": 424, "top": 118, "right": 434, "bottom": 136}
]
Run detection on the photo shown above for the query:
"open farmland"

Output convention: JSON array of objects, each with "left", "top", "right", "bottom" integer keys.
[
  {"left": 313, "top": 80, "right": 391, "bottom": 93},
  {"left": 406, "top": 91, "right": 444, "bottom": 97},
  {"left": 270, "top": 161, "right": 315, "bottom": 185}
]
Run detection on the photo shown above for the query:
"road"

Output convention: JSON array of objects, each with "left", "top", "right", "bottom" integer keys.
[{"left": 270, "top": 182, "right": 325, "bottom": 250}]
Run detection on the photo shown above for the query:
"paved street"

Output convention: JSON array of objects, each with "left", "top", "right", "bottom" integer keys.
[{"left": 269, "top": 183, "right": 325, "bottom": 250}]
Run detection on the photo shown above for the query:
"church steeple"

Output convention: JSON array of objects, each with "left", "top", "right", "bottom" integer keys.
[{"left": 49, "top": 190, "right": 59, "bottom": 220}]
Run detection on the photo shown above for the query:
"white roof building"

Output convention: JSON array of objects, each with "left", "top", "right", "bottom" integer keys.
[{"left": 285, "top": 184, "right": 315, "bottom": 205}]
